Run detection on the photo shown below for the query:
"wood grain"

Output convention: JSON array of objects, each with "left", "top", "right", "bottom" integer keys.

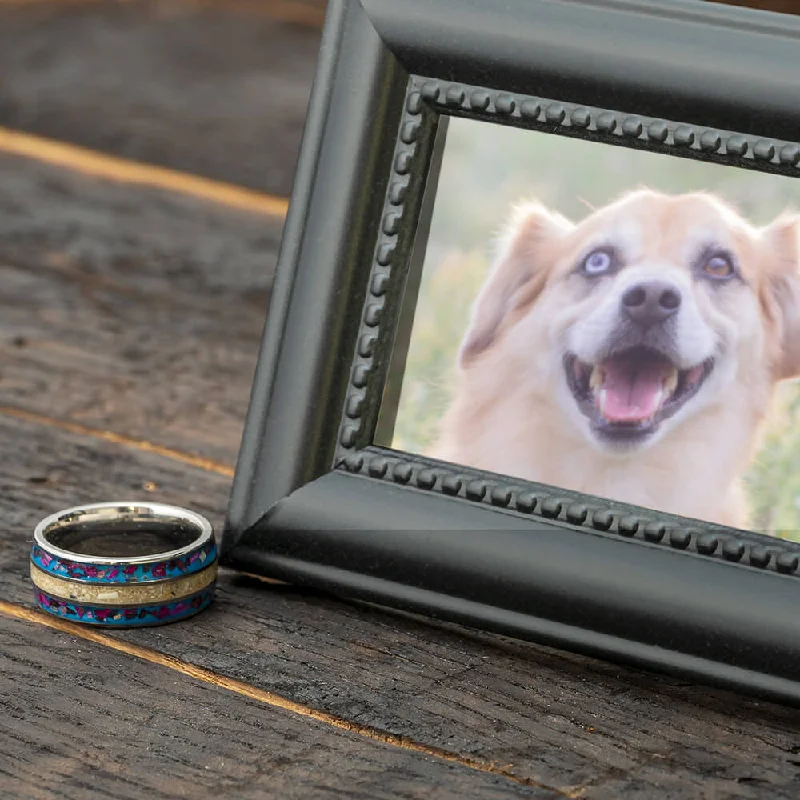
[
  {"left": 2, "top": 1, "right": 800, "bottom": 797},
  {"left": 0, "top": 151, "right": 275, "bottom": 464},
  {"left": 707, "top": 0, "right": 800, "bottom": 15},
  {"left": 0, "top": 0, "right": 322, "bottom": 195},
  {"left": 0, "top": 613, "right": 554, "bottom": 799},
  {"left": 2, "top": 413, "right": 800, "bottom": 798}
]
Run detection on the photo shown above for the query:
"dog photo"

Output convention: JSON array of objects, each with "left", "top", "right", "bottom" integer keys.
[{"left": 390, "top": 118, "right": 800, "bottom": 539}]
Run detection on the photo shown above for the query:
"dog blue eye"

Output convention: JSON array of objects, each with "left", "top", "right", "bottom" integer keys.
[{"left": 582, "top": 249, "right": 614, "bottom": 275}]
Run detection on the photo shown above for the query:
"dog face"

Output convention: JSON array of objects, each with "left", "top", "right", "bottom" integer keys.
[{"left": 458, "top": 190, "right": 800, "bottom": 453}]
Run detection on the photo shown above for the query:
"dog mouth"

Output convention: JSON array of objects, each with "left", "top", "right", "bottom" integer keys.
[{"left": 564, "top": 346, "right": 714, "bottom": 442}]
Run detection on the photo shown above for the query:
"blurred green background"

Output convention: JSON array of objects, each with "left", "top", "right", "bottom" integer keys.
[{"left": 391, "top": 117, "right": 800, "bottom": 540}]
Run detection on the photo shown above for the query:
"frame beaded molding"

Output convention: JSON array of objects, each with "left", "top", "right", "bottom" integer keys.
[
  {"left": 339, "top": 447, "right": 800, "bottom": 579},
  {"left": 418, "top": 77, "right": 800, "bottom": 174},
  {"left": 334, "top": 74, "right": 800, "bottom": 580},
  {"left": 336, "top": 78, "right": 434, "bottom": 454}
]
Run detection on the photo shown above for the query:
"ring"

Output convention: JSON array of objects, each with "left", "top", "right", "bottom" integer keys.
[{"left": 30, "top": 501, "right": 217, "bottom": 627}]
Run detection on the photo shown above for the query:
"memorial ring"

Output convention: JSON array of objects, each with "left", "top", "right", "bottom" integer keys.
[{"left": 30, "top": 501, "right": 217, "bottom": 627}]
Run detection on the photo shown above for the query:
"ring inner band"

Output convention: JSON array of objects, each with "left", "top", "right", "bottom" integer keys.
[
  {"left": 35, "top": 503, "right": 214, "bottom": 566},
  {"left": 45, "top": 518, "right": 199, "bottom": 558}
]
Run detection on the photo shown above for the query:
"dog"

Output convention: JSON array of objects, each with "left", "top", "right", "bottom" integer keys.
[{"left": 432, "top": 189, "right": 800, "bottom": 528}]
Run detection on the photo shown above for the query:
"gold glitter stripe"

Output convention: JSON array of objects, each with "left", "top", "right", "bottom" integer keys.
[{"left": 29, "top": 561, "right": 217, "bottom": 606}]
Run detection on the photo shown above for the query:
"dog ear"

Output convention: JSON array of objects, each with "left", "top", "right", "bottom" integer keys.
[
  {"left": 458, "top": 202, "right": 572, "bottom": 368},
  {"left": 760, "top": 214, "right": 800, "bottom": 381}
]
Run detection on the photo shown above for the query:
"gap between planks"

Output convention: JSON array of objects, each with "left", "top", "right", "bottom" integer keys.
[
  {"left": 0, "top": 127, "right": 289, "bottom": 218},
  {"left": 0, "top": 599, "right": 578, "bottom": 798},
  {"left": 188, "top": 0, "right": 325, "bottom": 27},
  {"left": 0, "top": 406, "right": 235, "bottom": 478},
  {"left": 0, "top": 0, "right": 324, "bottom": 28}
]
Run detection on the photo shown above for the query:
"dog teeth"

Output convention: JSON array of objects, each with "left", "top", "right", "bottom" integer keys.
[
  {"left": 662, "top": 368, "right": 679, "bottom": 396},
  {"left": 685, "top": 365, "right": 703, "bottom": 385},
  {"left": 598, "top": 389, "right": 608, "bottom": 415},
  {"left": 589, "top": 366, "right": 604, "bottom": 392}
]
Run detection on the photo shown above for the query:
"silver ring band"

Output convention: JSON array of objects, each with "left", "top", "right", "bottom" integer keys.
[
  {"left": 31, "top": 501, "right": 217, "bottom": 627},
  {"left": 34, "top": 501, "right": 214, "bottom": 566}
]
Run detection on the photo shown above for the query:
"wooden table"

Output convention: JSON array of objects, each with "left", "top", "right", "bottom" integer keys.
[{"left": 1, "top": 2, "right": 799, "bottom": 797}]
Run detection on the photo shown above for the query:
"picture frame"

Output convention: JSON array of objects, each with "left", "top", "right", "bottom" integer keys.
[{"left": 222, "top": 0, "right": 800, "bottom": 706}]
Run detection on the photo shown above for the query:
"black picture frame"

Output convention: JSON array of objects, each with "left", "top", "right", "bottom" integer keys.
[{"left": 223, "top": 0, "right": 800, "bottom": 706}]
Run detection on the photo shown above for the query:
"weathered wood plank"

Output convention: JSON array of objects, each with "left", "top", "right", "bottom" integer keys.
[
  {"left": 0, "top": 613, "right": 552, "bottom": 799},
  {"left": 0, "top": 0, "right": 322, "bottom": 195},
  {"left": 0, "top": 151, "right": 281, "bottom": 292},
  {"left": 0, "top": 415, "right": 231, "bottom": 548},
  {"left": 1, "top": 2, "right": 799, "bottom": 796},
  {"left": 708, "top": 0, "right": 800, "bottom": 15},
  {"left": 2, "top": 413, "right": 800, "bottom": 798},
  {"left": 0, "top": 152, "right": 275, "bottom": 464}
]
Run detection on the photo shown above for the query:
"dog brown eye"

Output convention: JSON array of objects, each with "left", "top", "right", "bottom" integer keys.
[{"left": 703, "top": 254, "right": 734, "bottom": 279}]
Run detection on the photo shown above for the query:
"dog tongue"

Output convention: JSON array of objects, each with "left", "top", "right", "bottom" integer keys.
[{"left": 599, "top": 357, "right": 672, "bottom": 423}]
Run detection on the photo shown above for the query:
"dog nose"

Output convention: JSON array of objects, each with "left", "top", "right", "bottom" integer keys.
[{"left": 621, "top": 280, "right": 682, "bottom": 325}]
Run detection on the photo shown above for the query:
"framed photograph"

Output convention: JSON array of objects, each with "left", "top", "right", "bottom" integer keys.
[{"left": 223, "top": 0, "right": 800, "bottom": 705}]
